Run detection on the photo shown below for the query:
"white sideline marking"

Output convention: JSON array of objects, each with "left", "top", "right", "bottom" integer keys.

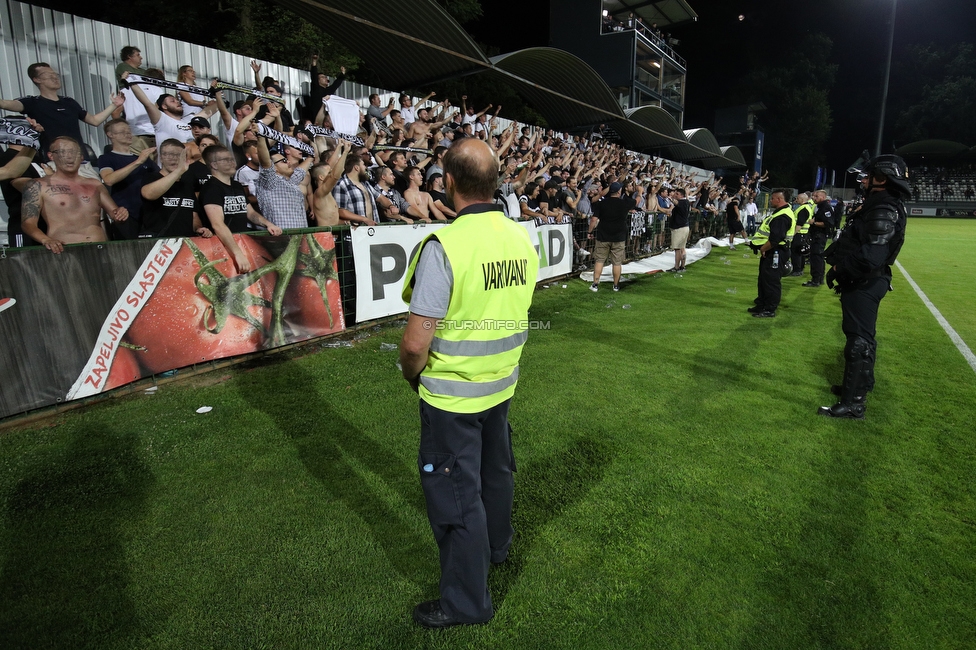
[{"left": 895, "top": 260, "right": 976, "bottom": 375}]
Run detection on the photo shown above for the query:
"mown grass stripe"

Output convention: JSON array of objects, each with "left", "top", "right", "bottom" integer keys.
[{"left": 895, "top": 259, "right": 976, "bottom": 374}]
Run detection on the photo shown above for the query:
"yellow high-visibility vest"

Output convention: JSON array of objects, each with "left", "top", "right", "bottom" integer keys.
[
  {"left": 403, "top": 209, "right": 539, "bottom": 413},
  {"left": 752, "top": 206, "right": 794, "bottom": 247}
]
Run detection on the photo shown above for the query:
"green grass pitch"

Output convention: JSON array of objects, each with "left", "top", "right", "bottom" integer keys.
[{"left": 0, "top": 219, "right": 973, "bottom": 649}]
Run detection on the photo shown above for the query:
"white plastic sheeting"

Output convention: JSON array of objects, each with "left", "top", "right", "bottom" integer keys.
[{"left": 579, "top": 236, "right": 750, "bottom": 282}]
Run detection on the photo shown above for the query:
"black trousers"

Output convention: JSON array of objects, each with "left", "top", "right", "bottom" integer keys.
[
  {"left": 756, "top": 247, "right": 785, "bottom": 312},
  {"left": 418, "top": 398, "right": 516, "bottom": 623},
  {"left": 790, "top": 235, "right": 807, "bottom": 273},
  {"left": 808, "top": 233, "right": 827, "bottom": 283},
  {"left": 840, "top": 276, "right": 890, "bottom": 391}
]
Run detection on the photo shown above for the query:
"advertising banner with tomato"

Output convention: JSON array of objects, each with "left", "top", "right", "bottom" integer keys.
[{"left": 0, "top": 231, "right": 344, "bottom": 419}]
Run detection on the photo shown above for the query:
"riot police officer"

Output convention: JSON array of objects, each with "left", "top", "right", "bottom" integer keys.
[
  {"left": 804, "top": 189, "right": 835, "bottom": 287},
  {"left": 819, "top": 152, "right": 909, "bottom": 419}
]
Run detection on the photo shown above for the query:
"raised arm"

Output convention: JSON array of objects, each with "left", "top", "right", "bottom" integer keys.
[
  {"left": 125, "top": 77, "right": 162, "bottom": 125},
  {"left": 101, "top": 146, "right": 157, "bottom": 187},
  {"left": 250, "top": 60, "right": 263, "bottom": 89},
  {"left": 83, "top": 93, "right": 126, "bottom": 127},
  {"left": 0, "top": 98, "right": 26, "bottom": 112},
  {"left": 141, "top": 150, "right": 189, "bottom": 201}
]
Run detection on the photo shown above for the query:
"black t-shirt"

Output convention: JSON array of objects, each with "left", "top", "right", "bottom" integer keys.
[
  {"left": 670, "top": 198, "right": 690, "bottom": 229},
  {"left": 140, "top": 171, "right": 198, "bottom": 237},
  {"left": 187, "top": 160, "right": 212, "bottom": 193},
  {"left": 726, "top": 199, "right": 740, "bottom": 223},
  {"left": 16, "top": 95, "right": 89, "bottom": 158},
  {"left": 199, "top": 177, "right": 250, "bottom": 232},
  {"left": 97, "top": 150, "right": 159, "bottom": 222},
  {"left": 592, "top": 196, "right": 636, "bottom": 242},
  {"left": 429, "top": 189, "right": 450, "bottom": 210}
]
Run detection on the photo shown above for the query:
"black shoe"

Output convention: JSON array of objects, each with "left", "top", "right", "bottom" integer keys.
[
  {"left": 413, "top": 600, "right": 488, "bottom": 629},
  {"left": 665, "top": 267, "right": 678, "bottom": 272},
  {"left": 802, "top": 281, "right": 821, "bottom": 287},
  {"left": 817, "top": 402, "right": 866, "bottom": 419},
  {"left": 788, "top": 271, "right": 804, "bottom": 277},
  {"left": 752, "top": 310, "right": 776, "bottom": 318},
  {"left": 747, "top": 306, "right": 764, "bottom": 313}
]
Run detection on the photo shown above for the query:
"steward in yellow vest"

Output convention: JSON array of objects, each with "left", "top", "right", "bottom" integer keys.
[
  {"left": 748, "top": 188, "right": 794, "bottom": 318},
  {"left": 789, "top": 192, "right": 815, "bottom": 276},
  {"left": 399, "top": 139, "right": 539, "bottom": 629}
]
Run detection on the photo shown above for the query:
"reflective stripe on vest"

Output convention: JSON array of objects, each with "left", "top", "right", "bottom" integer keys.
[
  {"left": 428, "top": 330, "right": 528, "bottom": 357},
  {"left": 752, "top": 206, "right": 794, "bottom": 247},
  {"left": 420, "top": 366, "right": 520, "bottom": 398},
  {"left": 402, "top": 208, "right": 539, "bottom": 413}
]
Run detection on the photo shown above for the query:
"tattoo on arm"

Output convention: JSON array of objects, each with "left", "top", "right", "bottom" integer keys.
[{"left": 21, "top": 180, "right": 41, "bottom": 222}]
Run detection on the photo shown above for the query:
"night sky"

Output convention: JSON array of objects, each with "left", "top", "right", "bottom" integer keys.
[{"left": 467, "top": 0, "right": 976, "bottom": 176}]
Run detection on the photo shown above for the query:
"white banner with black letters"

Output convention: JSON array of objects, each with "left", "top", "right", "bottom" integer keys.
[
  {"left": 351, "top": 221, "right": 573, "bottom": 323},
  {"left": 522, "top": 222, "right": 573, "bottom": 281},
  {"left": 351, "top": 223, "right": 448, "bottom": 323}
]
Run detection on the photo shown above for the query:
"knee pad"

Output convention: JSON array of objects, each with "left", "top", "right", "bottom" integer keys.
[{"left": 847, "top": 336, "right": 873, "bottom": 362}]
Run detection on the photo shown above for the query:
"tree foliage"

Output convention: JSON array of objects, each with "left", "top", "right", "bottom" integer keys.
[
  {"left": 890, "top": 43, "right": 976, "bottom": 145},
  {"left": 726, "top": 32, "right": 837, "bottom": 188}
]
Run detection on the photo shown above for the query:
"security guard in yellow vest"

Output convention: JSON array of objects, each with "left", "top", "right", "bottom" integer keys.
[
  {"left": 789, "top": 193, "right": 815, "bottom": 276},
  {"left": 748, "top": 188, "right": 794, "bottom": 317},
  {"left": 400, "top": 139, "right": 539, "bottom": 628}
]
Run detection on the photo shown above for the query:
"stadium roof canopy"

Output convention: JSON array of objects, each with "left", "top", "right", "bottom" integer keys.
[
  {"left": 602, "top": 0, "right": 699, "bottom": 28},
  {"left": 273, "top": 0, "right": 741, "bottom": 168},
  {"left": 894, "top": 140, "right": 970, "bottom": 158}
]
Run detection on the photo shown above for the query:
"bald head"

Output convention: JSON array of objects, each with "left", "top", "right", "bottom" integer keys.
[
  {"left": 443, "top": 138, "right": 498, "bottom": 203},
  {"left": 796, "top": 193, "right": 809, "bottom": 203}
]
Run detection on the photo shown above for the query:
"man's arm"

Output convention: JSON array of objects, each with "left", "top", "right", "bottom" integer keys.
[
  {"left": 97, "top": 183, "right": 128, "bottom": 222},
  {"left": 245, "top": 203, "right": 282, "bottom": 235},
  {"left": 21, "top": 180, "right": 61, "bottom": 253},
  {"left": 337, "top": 207, "right": 376, "bottom": 226},
  {"left": 0, "top": 146, "right": 35, "bottom": 181},
  {"left": 125, "top": 79, "right": 162, "bottom": 125},
  {"left": 101, "top": 147, "right": 157, "bottom": 186},
  {"left": 205, "top": 204, "right": 254, "bottom": 272},
  {"left": 0, "top": 98, "right": 26, "bottom": 112},
  {"left": 323, "top": 67, "right": 346, "bottom": 96},
  {"left": 142, "top": 150, "right": 189, "bottom": 200},
  {"left": 250, "top": 60, "right": 263, "bottom": 89},
  {"left": 400, "top": 312, "right": 438, "bottom": 392},
  {"left": 215, "top": 89, "right": 233, "bottom": 132},
  {"left": 255, "top": 133, "right": 273, "bottom": 168},
  {"left": 83, "top": 93, "right": 126, "bottom": 127}
]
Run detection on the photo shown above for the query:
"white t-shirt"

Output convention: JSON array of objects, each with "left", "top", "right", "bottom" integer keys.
[
  {"left": 180, "top": 91, "right": 209, "bottom": 118},
  {"left": 461, "top": 112, "right": 477, "bottom": 125},
  {"left": 225, "top": 117, "right": 239, "bottom": 149},
  {"left": 153, "top": 112, "right": 194, "bottom": 148},
  {"left": 400, "top": 105, "right": 416, "bottom": 124},
  {"left": 234, "top": 164, "right": 261, "bottom": 197},
  {"left": 124, "top": 85, "right": 163, "bottom": 137}
]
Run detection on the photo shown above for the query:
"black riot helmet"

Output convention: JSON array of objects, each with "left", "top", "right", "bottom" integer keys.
[{"left": 848, "top": 150, "right": 911, "bottom": 199}]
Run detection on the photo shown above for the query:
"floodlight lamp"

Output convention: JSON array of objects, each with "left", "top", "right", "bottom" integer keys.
[{"left": 602, "top": 9, "right": 609, "bottom": 17}]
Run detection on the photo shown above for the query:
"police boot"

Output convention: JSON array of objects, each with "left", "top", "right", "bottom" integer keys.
[{"left": 818, "top": 337, "right": 872, "bottom": 419}]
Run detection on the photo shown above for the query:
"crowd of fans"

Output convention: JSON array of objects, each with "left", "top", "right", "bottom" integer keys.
[{"left": 1, "top": 45, "right": 766, "bottom": 273}]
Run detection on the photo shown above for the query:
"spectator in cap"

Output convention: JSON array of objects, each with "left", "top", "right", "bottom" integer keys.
[{"left": 189, "top": 116, "right": 211, "bottom": 140}]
